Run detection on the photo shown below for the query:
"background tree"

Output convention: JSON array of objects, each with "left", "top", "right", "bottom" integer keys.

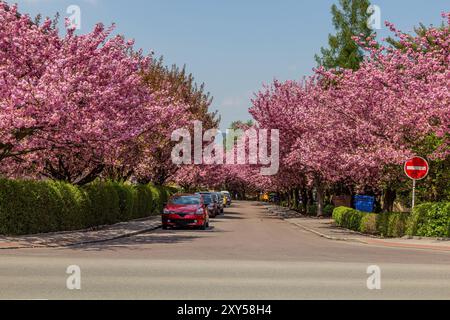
[
  {"left": 249, "top": 12, "right": 449, "bottom": 215},
  {"left": 31, "top": 24, "right": 155, "bottom": 185},
  {"left": 143, "top": 57, "right": 219, "bottom": 129},
  {"left": 0, "top": 3, "right": 60, "bottom": 164},
  {"left": 386, "top": 22, "right": 448, "bottom": 52},
  {"left": 135, "top": 57, "right": 220, "bottom": 185},
  {"left": 315, "top": 0, "right": 374, "bottom": 70}
]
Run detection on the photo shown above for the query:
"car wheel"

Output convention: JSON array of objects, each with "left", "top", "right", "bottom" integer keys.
[{"left": 162, "top": 225, "right": 168, "bottom": 230}]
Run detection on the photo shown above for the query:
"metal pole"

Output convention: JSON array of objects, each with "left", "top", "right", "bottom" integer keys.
[{"left": 412, "top": 179, "right": 416, "bottom": 211}]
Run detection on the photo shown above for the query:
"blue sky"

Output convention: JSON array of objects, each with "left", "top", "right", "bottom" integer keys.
[{"left": 15, "top": 0, "right": 449, "bottom": 130}]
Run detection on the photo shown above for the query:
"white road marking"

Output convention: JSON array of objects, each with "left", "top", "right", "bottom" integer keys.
[{"left": 406, "top": 166, "right": 427, "bottom": 171}]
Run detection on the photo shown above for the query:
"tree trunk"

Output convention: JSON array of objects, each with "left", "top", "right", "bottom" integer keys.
[
  {"left": 292, "top": 189, "right": 298, "bottom": 210},
  {"left": 382, "top": 187, "right": 396, "bottom": 212},
  {"left": 74, "top": 164, "right": 105, "bottom": 186},
  {"left": 43, "top": 158, "right": 105, "bottom": 186},
  {"left": 301, "top": 188, "right": 308, "bottom": 214},
  {"left": 315, "top": 175, "right": 324, "bottom": 217},
  {"left": 287, "top": 190, "right": 292, "bottom": 208}
]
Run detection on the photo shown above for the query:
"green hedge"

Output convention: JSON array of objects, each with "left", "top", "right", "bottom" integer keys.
[
  {"left": 407, "top": 202, "right": 450, "bottom": 238},
  {"left": 332, "top": 207, "right": 366, "bottom": 230},
  {"left": 333, "top": 203, "right": 450, "bottom": 238},
  {"left": 0, "top": 179, "right": 177, "bottom": 236},
  {"left": 300, "top": 204, "right": 334, "bottom": 217},
  {"left": 377, "top": 212, "right": 409, "bottom": 238}
]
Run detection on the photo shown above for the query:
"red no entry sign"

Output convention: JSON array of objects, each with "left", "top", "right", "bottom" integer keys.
[{"left": 404, "top": 157, "right": 429, "bottom": 180}]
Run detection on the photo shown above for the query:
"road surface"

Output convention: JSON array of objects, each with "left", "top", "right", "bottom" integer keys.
[{"left": 1, "top": 201, "right": 450, "bottom": 299}]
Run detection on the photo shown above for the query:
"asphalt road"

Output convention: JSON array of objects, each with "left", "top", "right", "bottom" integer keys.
[{"left": 1, "top": 201, "right": 450, "bottom": 300}]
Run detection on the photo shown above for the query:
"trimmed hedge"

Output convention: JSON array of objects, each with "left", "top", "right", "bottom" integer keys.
[
  {"left": 333, "top": 203, "right": 450, "bottom": 238},
  {"left": 0, "top": 179, "right": 177, "bottom": 236},
  {"left": 377, "top": 212, "right": 409, "bottom": 238},
  {"left": 333, "top": 207, "right": 365, "bottom": 231},
  {"left": 407, "top": 202, "right": 450, "bottom": 238}
]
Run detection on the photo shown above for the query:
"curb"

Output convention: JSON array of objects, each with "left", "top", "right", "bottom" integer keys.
[
  {"left": 286, "top": 220, "right": 369, "bottom": 245},
  {"left": 265, "top": 207, "right": 450, "bottom": 252},
  {"left": 264, "top": 206, "right": 369, "bottom": 244},
  {"left": 65, "top": 223, "right": 162, "bottom": 248},
  {"left": 0, "top": 223, "right": 162, "bottom": 250}
]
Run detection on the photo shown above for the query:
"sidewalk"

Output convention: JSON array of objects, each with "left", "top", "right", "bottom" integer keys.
[
  {"left": 262, "top": 203, "right": 450, "bottom": 252},
  {"left": 0, "top": 216, "right": 161, "bottom": 250}
]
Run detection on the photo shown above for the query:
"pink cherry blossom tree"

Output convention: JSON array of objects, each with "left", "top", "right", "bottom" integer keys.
[
  {"left": 248, "top": 12, "right": 449, "bottom": 214},
  {"left": 0, "top": 3, "right": 60, "bottom": 164}
]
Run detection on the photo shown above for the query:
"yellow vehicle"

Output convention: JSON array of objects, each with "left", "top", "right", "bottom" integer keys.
[{"left": 221, "top": 191, "right": 232, "bottom": 206}]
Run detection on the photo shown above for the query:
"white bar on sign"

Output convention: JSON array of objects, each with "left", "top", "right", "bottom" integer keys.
[{"left": 407, "top": 166, "right": 427, "bottom": 171}]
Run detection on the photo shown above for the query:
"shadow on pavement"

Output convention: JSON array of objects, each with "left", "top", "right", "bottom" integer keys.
[
  {"left": 214, "top": 213, "right": 244, "bottom": 220},
  {"left": 65, "top": 226, "right": 227, "bottom": 252},
  {"left": 67, "top": 233, "right": 202, "bottom": 252}
]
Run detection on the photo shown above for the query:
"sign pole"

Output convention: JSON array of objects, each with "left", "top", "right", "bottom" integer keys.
[{"left": 404, "top": 157, "right": 429, "bottom": 213}]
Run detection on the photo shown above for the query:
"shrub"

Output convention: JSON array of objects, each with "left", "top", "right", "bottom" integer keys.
[
  {"left": 360, "top": 214, "right": 377, "bottom": 234},
  {"left": 307, "top": 204, "right": 318, "bottom": 216},
  {"left": 83, "top": 182, "right": 121, "bottom": 226},
  {"left": 0, "top": 179, "right": 61, "bottom": 235},
  {"left": 333, "top": 205, "right": 449, "bottom": 238},
  {"left": 304, "top": 204, "right": 335, "bottom": 217},
  {"left": 408, "top": 202, "right": 450, "bottom": 238},
  {"left": 132, "top": 184, "right": 154, "bottom": 219},
  {"left": 26, "top": 180, "right": 63, "bottom": 234},
  {"left": 151, "top": 184, "right": 179, "bottom": 214},
  {"left": 332, "top": 206, "right": 351, "bottom": 225},
  {"left": 148, "top": 185, "right": 163, "bottom": 214},
  {"left": 323, "top": 204, "right": 335, "bottom": 217},
  {"left": 333, "top": 206, "right": 365, "bottom": 231},
  {"left": 341, "top": 209, "right": 364, "bottom": 231},
  {"left": 0, "top": 178, "right": 172, "bottom": 236},
  {"left": 377, "top": 212, "right": 409, "bottom": 237},
  {"left": 165, "top": 185, "right": 181, "bottom": 195},
  {"left": 110, "top": 182, "right": 136, "bottom": 221},
  {"left": 49, "top": 181, "right": 88, "bottom": 231}
]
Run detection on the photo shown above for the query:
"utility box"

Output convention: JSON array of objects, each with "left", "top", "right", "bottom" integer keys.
[
  {"left": 332, "top": 195, "right": 352, "bottom": 208},
  {"left": 354, "top": 195, "right": 375, "bottom": 213}
]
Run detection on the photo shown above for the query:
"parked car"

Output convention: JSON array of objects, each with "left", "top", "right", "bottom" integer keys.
[
  {"left": 221, "top": 191, "right": 232, "bottom": 206},
  {"left": 162, "top": 194, "right": 209, "bottom": 230},
  {"left": 196, "top": 192, "right": 219, "bottom": 218},
  {"left": 213, "top": 192, "right": 225, "bottom": 214},
  {"left": 221, "top": 193, "right": 228, "bottom": 207},
  {"left": 269, "top": 193, "right": 279, "bottom": 203}
]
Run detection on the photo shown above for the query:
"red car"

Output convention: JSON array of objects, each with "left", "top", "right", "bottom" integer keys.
[{"left": 162, "top": 194, "right": 210, "bottom": 230}]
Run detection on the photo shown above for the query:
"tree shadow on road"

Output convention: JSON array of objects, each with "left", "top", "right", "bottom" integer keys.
[
  {"left": 63, "top": 226, "right": 226, "bottom": 252},
  {"left": 214, "top": 214, "right": 244, "bottom": 220},
  {"left": 214, "top": 209, "right": 245, "bottom": 220}
]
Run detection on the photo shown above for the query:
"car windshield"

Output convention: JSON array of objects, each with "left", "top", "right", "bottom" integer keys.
[
  {"left": 169, "top": 196, "right": 200, "bottom": 205},
  {"left": 202, "top": 195, "right": 212, "bottom": 204}
]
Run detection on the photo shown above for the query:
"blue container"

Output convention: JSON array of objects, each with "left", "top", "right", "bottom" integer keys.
[{"left": 354, "top": 195, "right": 375, "bottom": 213}]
